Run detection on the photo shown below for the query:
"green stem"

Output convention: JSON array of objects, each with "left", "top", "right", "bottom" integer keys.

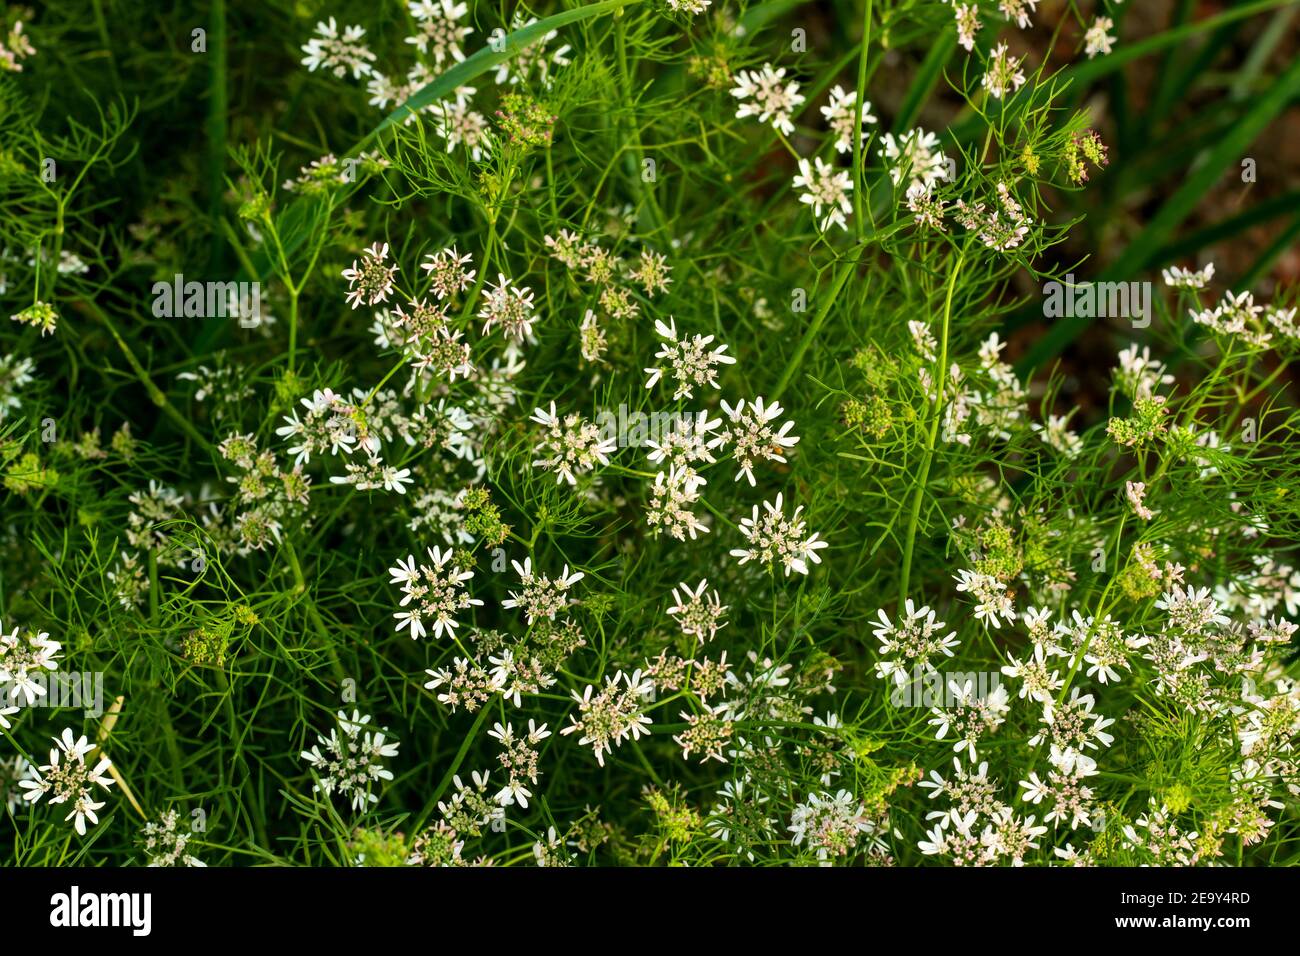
[
  {"left": 413, "top": 705, "right": 493, "bottom": 833},
  {"left": 897, "top": 253, "right": 964, "bottom": 607},
  {"left": 288, "top": 291, "right": 300, "bottom": 375},
  {"left": 773, "top": 257, "right": 856, "bottom": 399},
  {"left": 146, "top": 549, "right": 160, "bottom": 624},
  {"left": 852, "top": 0, "right": 873, "bottom": 237},
  {"left": 1239, "top": 358, "right": 1289, "bottom": 406},
  {"left": 455, "top": 209, "right": 499, "bottom": 330},
  {"left": 612, "top": 10, "right": 663, "bottom": 234},
  {"left": 206, "top": 0, "right": 228, "bottom": 272},
  {"left": 284, "top": 540, "right": 347, "bottom": 683},
  {"left": 363, "top": 354, "right": 408, "bottom": 407},
  {"left": 80, "top": 301, "right": 215, "bottom": 453}
]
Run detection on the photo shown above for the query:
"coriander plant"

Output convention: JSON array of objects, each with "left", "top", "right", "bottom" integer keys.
[{"left": 1, "top": 0, "right": 1299, "bottom": 868}]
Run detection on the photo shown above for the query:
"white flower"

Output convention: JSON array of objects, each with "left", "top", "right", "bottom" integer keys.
[
  {"left": 644, "top": 317, "right": 737, "bottom": 400},
  {"left": 999, "top": 0, "right": 1039, "bottom": 30},
  {"left": 908, "top": 320, "right": 939, "bottom": 361},
  {"left": 423, "top": 657, "right": 503, "bottom": 712},
  {"left": 1121, "top": 799, "right": 1205, "bottom": 866},
  {"left": 1084, "top": 17, "right": 1116, "bottom": 59},
  {"left": 647, "top": 410, "right": 720, "bottom": 471},
  {"left": 1125, "top": 480, "right": 1156, "bottom": 520},
  {"left": 1156, "top": 584, "right": 1230, "bottom": 636},
  {"left": 1053, "top": 609, "right": 1147, "bottom": 684},
  {"left": 421, "top": 246, "right": 476, "bottom": 299},
  {"left": 388, "top": 546, "right": 482, "bottom": 640},
  {"left": 730, "top": 493, "right": 828, "bottom": 576},
  {"left": 981, "top": 43, "right": 1026, "bottom": 99},
  {"left": 579, "top": 309, "right": 608, "bottom": 364},
  {"left": 19, "top": 728, "right": 114, "bottom": 836},
  {"left": 329, "top": 455, "right": 415, "bottom": 494},
  {"left": 10, "top": 301, "right": 58, "bottom": 336},
  {"left": 488, "top": 719, "right": 550, "bottom": 808},
  {"left": 1191, "top": 290, "right": 1268, "bottom": 342},
  {"left": 789, "top": 790, "right": 873, "bottom": 863},
  {"left": 730, "top": 63, "right": 804, "bottom": 135},
  {"left": 906, "top": 182, "right": 947, "bottom": 231},
  {"left": 529, "top": 402, "right": 616, "bottom": 485},
  {"left": 478, "top": 273, "right": 537, "bottom": 343},
  {"left": 628, "top": 248, "right": 673, "bottom": 298},
  {"left": 0, "top": 622, "right": 62, "bottom": 705},
  {"left": 1030, "top": 688, "right": 1115, "bottom": 753},
  {"left": 954, "top": 182, "right": 1032, "bottom": 252},
  {"left": 0, "top": 20, "right": 35, "bottom": 71},
  {"left": 953, "top": 569, "right": 1017, "bottom": 628},
  {"left": 1248, "top": 615, "right": 1299, "bottom": 646},
  {"left": 301, "top": 710, "right": 399, "bottom": 811},
  {"left": 502, "top": 557, "right": 584, "bottom": 624},
  {"left": 872, "top": 599, "right": 960, "bottom": 684},
  {"left": 1114, "top": 343, "right": 1175, "bottom": 400},
  {"left": 406, "top": 325, "right": 474, "bottom": 382},
  {"left": 1000, "top": 643, "right": 1063, "bottom": 703},
  {"left": 275, "top": 388, "right": 357, "bottom": 465},
  {"left": 140, "top": 809, "right": 205, "bottom": 867},
  {"left": 404, "top": 0, "right": 472, "bottom": 67},
  {"left": 673, "top": 703, "right": 734, "bottom": 763},
  {"left": 0, "top": 355, "right": 36, "bottom": 421},
  {"left": 342, "top": 242, "right": 399, "bottom": 309},
  {"left": 666, "top": 579, "right": 728, "bottom": 644},
  {"left": 979, "top": 807, "right": 1047, "bottom": 865},
  {"left": 428, "top": 97, "right": 492, "bottom": 160},
  {"left": 792, "top": 157, "right": 853, "bottom": 231},
  {"left": 879, "top": 128, "right": 950, "bottom": 191},
  {"left": 917, "top": 808, "right": 983, "bottom": 863},
  {"left": 928, "top": 679, "right": 1010, "bottom": 760},
  {"left": 647, "top": 466, "right": 711, "bottom": 541},
  {"left": 1022, "top": 605, "right": 1054, "bottom": 643},
  {"left": 1031, "top": 413, "right": 1082, "bottom": 457},
  {"left": 1047, "top": 743, "right": 1098, "bottom": 777},
  {"left": 666, "top": 0, "right": 712, "bottom": 14},
  {"left": 366, "top": 72, "right": 403, "bottom": 110},
  {"left": 953, "top": 4, "right": 982, "bottom": 52},
  {"left": 819, "top": 85, "right": 876, "bottom": 154},
  {"left": 917, "top": 758, "right": 1003, "bottom": 817},
  {"left": 712, "top": 396, "right": 799, "bottom": 485},
  {"left": 1162, "top": 262, "right": 1215, "bottom": 290},
  {"left": 493, "top": 14, "right": 571, "bottom": 86},
  {"left": 301, "top": 17, "right": 376, "bottom": 79},
  {"left": 560, "top": 670, "right": 655, "bottom": 766}
]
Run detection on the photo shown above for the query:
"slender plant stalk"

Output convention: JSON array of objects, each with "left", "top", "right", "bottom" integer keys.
[
  {"left": 79, "top": 301, "right": 216, "bottom": 453},
  {"left": 897, "top": 253, "right": 964, "bottom": 608},
  {"left": 207, "top": 0, "right": 228, "bottom": 272},
  {"left": 851, "top": 0, "right": 873, "bottom": 237}
]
